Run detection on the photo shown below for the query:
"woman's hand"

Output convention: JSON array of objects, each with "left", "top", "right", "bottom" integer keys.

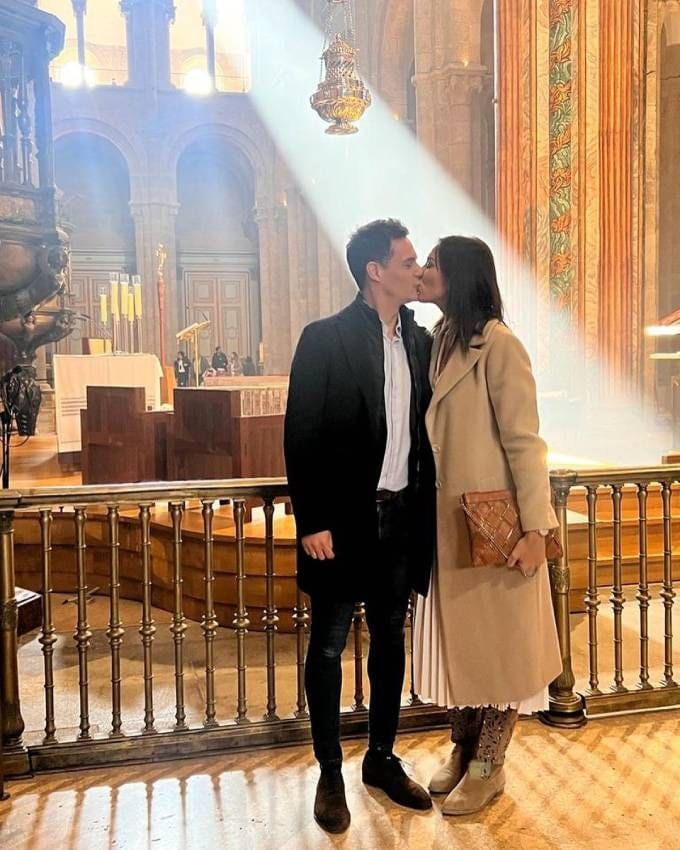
[{"left": 507, "top": 531, "right": 546, "bottom": 577}]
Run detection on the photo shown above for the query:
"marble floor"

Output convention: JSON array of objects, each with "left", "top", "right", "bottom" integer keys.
[{"left": 2, "top": 710, "right": 679, "bottom": 850}]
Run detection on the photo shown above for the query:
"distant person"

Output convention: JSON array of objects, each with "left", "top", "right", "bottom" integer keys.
[
  {"left": 228, "top": 351, "right": 242, "bottom": 376},
  {"left": 174, "top": 351, "right": 189, "bottom": 387},
  {"left": 241, "top": 355, "right": 257, "bottom": 376},
  {"left": 212, "top": 346, "right": 228, "bottom": 371},
  {"left": 198, "top": 355, "right": 211, "bottom": 384}
]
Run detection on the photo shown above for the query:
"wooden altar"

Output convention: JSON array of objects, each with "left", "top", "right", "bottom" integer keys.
[{"left": 79, "top": 379, "right": 288, "bottom": 487}]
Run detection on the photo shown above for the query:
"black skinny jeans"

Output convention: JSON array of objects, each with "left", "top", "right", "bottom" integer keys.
[{"left": 304, "top": 495, "right": 412, "bottom": 767}]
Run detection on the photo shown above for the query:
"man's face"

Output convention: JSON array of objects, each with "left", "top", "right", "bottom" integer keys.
[{"left": 368, "top": 237, "right": 421, "bottom": 304}]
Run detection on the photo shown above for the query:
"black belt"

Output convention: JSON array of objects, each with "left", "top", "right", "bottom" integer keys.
[{"left": 376, "top": 488, "right": 406, "bottom": 503}]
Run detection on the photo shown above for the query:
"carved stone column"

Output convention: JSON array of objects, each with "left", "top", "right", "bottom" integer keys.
[
  {"left": 120, "top": 0, "right": 175, "bottom": 91},
  {"left": 413, "top": 0, "right": 488, "bottom": 196},
  {"left": 130, "top": 199, "right": 179, "bottom": 368},
  {"left": 254, "top": 202, "right": 290, "bottom": 375}
]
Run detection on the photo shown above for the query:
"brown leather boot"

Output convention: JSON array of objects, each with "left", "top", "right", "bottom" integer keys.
[{"left": 313, "top": 768, "right": 351, "bottom": 833}]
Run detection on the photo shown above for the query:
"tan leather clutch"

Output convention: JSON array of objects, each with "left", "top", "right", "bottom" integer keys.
[{"left": 461, "top": 489, "right": 563, "bottom": 567}]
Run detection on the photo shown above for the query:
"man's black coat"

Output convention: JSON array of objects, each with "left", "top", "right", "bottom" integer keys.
[{"left": 284, "top": 295, "right": 436, "bottom": 601}]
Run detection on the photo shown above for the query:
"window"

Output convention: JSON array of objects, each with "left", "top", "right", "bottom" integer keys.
[
  {"left": 170, "top": 0, "right": 250, "bottom": 94},
  {"left": 38, "top": 0, "right": 128, "bottom": 87}
]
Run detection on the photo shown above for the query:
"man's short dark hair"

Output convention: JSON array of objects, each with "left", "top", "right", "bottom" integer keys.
[{"left": 346, "top": 218, "right": 409, "bottom": 290}]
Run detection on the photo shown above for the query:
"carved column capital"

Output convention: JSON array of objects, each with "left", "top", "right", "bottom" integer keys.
[
  {"left": 120, "top": 0, "right": 175, "bottom": 22},
  {"left": 447, "top": 68, "right": 489, "bottom": 106}
]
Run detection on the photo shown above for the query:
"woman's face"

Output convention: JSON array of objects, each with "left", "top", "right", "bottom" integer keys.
[{"left": 417, "top": 248, "right": 448, "bottom": 307}]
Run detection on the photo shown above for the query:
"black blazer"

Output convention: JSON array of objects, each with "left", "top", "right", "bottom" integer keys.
[{"left": 284, "top": 295, "right": 436, "bottom": 601}]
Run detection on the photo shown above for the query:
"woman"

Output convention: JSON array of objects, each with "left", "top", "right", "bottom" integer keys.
[{"left": 414, "top": 236, "right": 562, "bottom": 815}]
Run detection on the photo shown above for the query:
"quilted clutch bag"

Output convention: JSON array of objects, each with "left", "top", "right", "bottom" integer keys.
[{"left": 461, "top": 489, "right": 563, "bottom": 567}]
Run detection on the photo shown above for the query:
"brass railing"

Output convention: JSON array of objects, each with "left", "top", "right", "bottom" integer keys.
[
  {"left": 0, "top": 479, "right": 445, "bottom": 778},
  {"left": 2, "top": 468, "right": 679, "bottom": 778},
  {"left": 547, "top": 466, "right": 680, "bottom": 726}
]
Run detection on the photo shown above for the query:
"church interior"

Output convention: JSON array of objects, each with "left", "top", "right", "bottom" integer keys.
[{"left": 2, "top": 1, "right": 680, "bottom": 848}]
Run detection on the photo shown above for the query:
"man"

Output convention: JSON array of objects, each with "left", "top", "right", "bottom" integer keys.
[
  {"left": 174, "top": 351, "right": 189, "bottom": 387},
  {"left": 211, "top": 345, "right": 228, "bottom": 371},
  {"left": 284, "top": 219, "right": 436, "bottom": 833}
]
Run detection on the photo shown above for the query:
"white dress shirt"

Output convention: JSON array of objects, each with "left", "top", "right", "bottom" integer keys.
[{"left": 377, "top": 315, "right": 412, "bottom": 492}]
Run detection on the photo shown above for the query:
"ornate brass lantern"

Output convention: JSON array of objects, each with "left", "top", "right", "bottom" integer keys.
[{"left": 310, "top": 1, "right": 371, "bottom": 135}]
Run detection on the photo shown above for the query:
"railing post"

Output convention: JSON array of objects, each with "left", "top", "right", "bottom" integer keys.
[
  {"left": 540, "top": 474, "right": 587, "bottom": 728},
  {"left": 0, "top": 510, "right": 28, "bottom": 770}
]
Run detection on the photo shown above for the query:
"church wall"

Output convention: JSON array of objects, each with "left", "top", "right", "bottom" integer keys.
[{"left": 496, "top": 0, "right": 656, "bottom": 400}]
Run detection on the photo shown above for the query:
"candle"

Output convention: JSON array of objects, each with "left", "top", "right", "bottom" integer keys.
[
  {"left": 133, "top": 275, "right": 143, "bottom": 318},
  {"left": 109, "top": 273, "right": 119, "bottom": 318},
  {"left": 119, "top": 273, "right": 130, "bottom": 319},
  {"left": 99, "top": 291, "right": 108, "bottom": 324}
]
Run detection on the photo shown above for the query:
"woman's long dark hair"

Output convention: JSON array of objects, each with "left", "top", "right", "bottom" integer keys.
[{"left": 434, "top": 235, "right": 505, "bottom": 357}]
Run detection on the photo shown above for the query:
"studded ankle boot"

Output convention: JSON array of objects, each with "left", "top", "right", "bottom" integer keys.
[
  {"left": 429, "top": 707, "right": 482, "bottom": 794},
  {"left": 442, "top": 707, "right": 517, "bottom": 816}
]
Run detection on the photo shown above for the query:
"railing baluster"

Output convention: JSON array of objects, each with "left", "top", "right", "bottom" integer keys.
[
  {"left": 170, "top": 501, "right": 188, "bottom": 730},
  {"left": 0, "top": 510, "right": 24, "bottom": 749},
  {"left": 636, "top": 483, "right": 652, "bottom": 690},
  {"left": 544, "top": 474, "right": 585, "bottom": 727},
  {"left": 610, "top": 484, "right": 626, "bottom": 693},
  {"left": 74, "top": 506, "right": 92, "bottom": 740},
  {"left": 262, "top": 498, "right": 279, "bottom": 721},
  {"left": 660, "top": 480, "right": 677, "bottom": 687},
  {"left": 106, "top": 506, "right": 124, "bottom": 737},
  {"left": 232, "top": 498, "right": 249, "bottom": 723},
  {"left": 585, "top": 486, "right": 601, "bottom": 694},
  {"left": 138, "top": 504, "right": 156, "bottom": 734},
  {"left": 201, "top": 500, "right": 218, "bottom": 728},
  {"left": 407, "top": 592, "right": 422, "bottom": 705},
  {"left": 352, "top": 602, "right": 366, "bottom": 712},
  {"left": 293, "top": 588, "right": 309, "bottom": 718},
  {"left": 39, "top": 509, "right": 57, "bottom": 743}
]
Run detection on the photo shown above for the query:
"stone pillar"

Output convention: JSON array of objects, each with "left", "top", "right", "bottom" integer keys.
[
  {"left": 255, "top": 202, "right": 291, "bottom": 375},
  {"left": 130, "top": 199, "right": 179, "bottom": 369},
  {"left": 120, "top": 0, "right": 174, "bottom": 91},
  {"left": 413, "top": 0, "right": 488, "bottom": 194}
]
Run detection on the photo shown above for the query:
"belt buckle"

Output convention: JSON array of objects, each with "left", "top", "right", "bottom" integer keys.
[{"left": 376, "top": 489, "right": 396, "bottom": 503}]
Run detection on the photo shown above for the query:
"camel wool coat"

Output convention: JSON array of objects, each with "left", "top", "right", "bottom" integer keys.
[{"left": 418, "top": 319, "right": 562, "bottom": 706}]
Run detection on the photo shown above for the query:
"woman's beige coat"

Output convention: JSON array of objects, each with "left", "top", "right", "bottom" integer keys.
[{"left": 422, "top": 319, "right": 562, "bottom": 705}]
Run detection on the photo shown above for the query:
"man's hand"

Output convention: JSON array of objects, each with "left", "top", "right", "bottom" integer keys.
[
  {"left": 301, "top": 530, "right": 335, "bottom": 560},
  {"left": 507, "top": 530, "right": 546, "bottom": 577}
]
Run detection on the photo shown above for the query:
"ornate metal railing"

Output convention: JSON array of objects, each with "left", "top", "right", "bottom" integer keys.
[
  {"left": 546, "top": 466, "right": 680, "bottom": 727},
  {"left": 1, "top": 468, "right": 679, "bottom": 779},
  {"left": 0, "top": 479, "right": 445, "bottom": 778}
]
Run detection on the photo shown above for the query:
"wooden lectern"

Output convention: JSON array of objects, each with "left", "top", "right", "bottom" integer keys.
[{"left": 176, "top": 320, "right": 210, "bottom": 387}]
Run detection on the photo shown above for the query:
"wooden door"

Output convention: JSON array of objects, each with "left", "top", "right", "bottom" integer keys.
[
  {"left": 182, "top": 269, "right": 252, "bottom": 358},
  {"left": 56, "top": 267, "right": 113, "bottom": 354}
]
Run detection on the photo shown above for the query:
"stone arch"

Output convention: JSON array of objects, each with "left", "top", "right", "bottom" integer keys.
[
  {"left": 52, "top": 131, "right": 137, "bottom": 353},
  {"left": 173, "top": 132, "right": 261, "bottom": 361},
  {"left": 163, "top": 123, "right": 268, "bottom": 192},
  {"left": 52, "top": 117, "right": 143, "bottom": 180}
]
